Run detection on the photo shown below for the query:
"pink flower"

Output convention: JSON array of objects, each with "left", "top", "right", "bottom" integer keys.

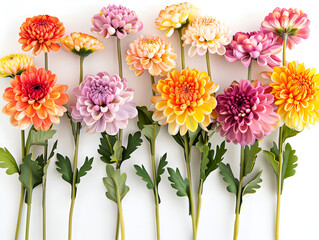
[
  {"left": 91, "top": 4, "right": 143, "bottom": 39},
  {"left": 71, "top": 72, "right": 137, "bottom": 135},
  {"left": 215, "top": 80, "right": 279, "bottom": 146},
  {"left": 261, "top": 7, "right": 310, "bottom": 49},
  {"left": 225, "top": 31, "right": 281, "bottom": 68}
]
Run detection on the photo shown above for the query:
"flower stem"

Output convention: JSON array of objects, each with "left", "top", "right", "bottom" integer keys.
[
  {"left": 184, "top": 134, "right": 197, "bottom": 240},
  {"left": 25, "top": 192, "right": 32, "bottom": 240},
  {"left": 282, "top": 34, "right": 287, "bottom": 67},
  {"left": 205, "top": 51, "right": 212, "bottom": 80},
  {"left": 151, "top": 75, "right": 156, "bottom": 96},
  {"left": 276, "top": 126, "right": 284, "bottom": 240},
  {"left": 233, "top": 212, "right": 240, "bottom": 240},
  {"left": 115, "top": 210, "right": 120, "bottom": 240},
  {"left": 178, "top": 29, "right": 185, "bottom": 69},
  {"left": 248, "top": 61, "right": 252, "bottom": 81},
  {"left": 195, "top": 179, "right": 203, "bottom": 231},
  {"left": 117, "top": 38, "right": 123, "bottom": 79},
  {"left": 79, "top": 57, "right": 84, "bottom": 85},
  {"left": 116, "top": 186, "right": 125, "bottom": 240}
]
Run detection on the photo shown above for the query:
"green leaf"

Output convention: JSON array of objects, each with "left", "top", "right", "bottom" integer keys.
[
  {"left": 156, "top": 153, "right": 168, "bottom": 187},
  {"left": 205, "top": 141, "right": 227, "bottom": 181},
  {"left": 76, "top": 157, "right": 94, "bottom": 184},
  {"left": 136, "top": 106, "right": 154, "bottom": 130},
  {"left": 103, "top": 165, "right": 130, "bottom": 203},
  {"left": 98, "top": 133, "right": 117, "bottom": 164},
  {"left": 134, "top": 164, "right": 154, "bottom": 190},
  {"left": 242, "top": 170, "right": 263, "bottom": 196},
  {"left": 263, "top": 150, "right": 279, "bottom": 176},
  {"left": 56, "top": 154, "right": 73, "bottom": 185},
  {"left": 0, "top": 148, "right": 19, "bottom": 175},
  {"left": 243, "top": 140, "right": 261, "bottom": 177},
  {"left": 196, "top": 138, "right": 210, "bottom": 180},
  {"left": 141, "top": 124, "right": 160, "bottom": 145},
  {"left": 188, "top": 127, "right": 201, "bottom": 148},
  {"left": 19, "top": 154, "right": 43, "bottom": 203},
  {"left": 110, "top": 140, "right": 123, "bottom": 166},
  {"left": 25, "top": 128, "right": 56, "bottom": 151},
  {"left": 123, "top": 131, "right": 143, "bottom": 161},
  {"left": 219, "top": 162, "right": 239, "bottom": 195},
  {"left": 65, "top": 109, "right": 77, "bottom": 143},
  {"left": 167, "top": 167, "right": 189, "bottom": 197},
  {"left": 172, "top": 133, "right": 184, "bottom": 149},
  {"left": 282, "top": 124, "right": 301, "bottom": 143},
  {"left": 281, "top": 143, "right": 298, "bottom": 193},
  {"left": 43, "top": 140, "right": 58, "bottom": 190}
]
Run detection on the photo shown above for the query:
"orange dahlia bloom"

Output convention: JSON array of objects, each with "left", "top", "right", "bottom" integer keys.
[
  {"left": 270, "top": 61, "right": 319, "bottom": 130},
  {"left": 151, "top": 68, "right": 219, "bottom": 135},
  {"left": 2, "top": 67, "right": 69, "bottom": 131},
  {"left": 19, "top": 15, "right": 65, "bottom": 56}
]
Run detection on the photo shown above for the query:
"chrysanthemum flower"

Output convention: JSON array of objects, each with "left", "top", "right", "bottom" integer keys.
[
  {"left": 261, "top": 7, "right": 310, "bottom": 49},
  {"left": 216, "top": 80, "right": 279, "bottom": 145},
  {"left": 125, "top": 35, "right": 177, "bottom": 76},
  {"left": 91, "top": 4, "right": 143, "bottom": 39},
  {"left": 151, "top": 68, "right": 219, "bottom": 135},
  {"left": 225, "top": 31, "right": 281, "bottom": 68},
  {"left": 2, "top": 67, "right": 69, "bottom": 131},
  {"left": 61, "top": 32, "right": 104, "bottom": 57},
  {"left": 19, "top": 15, "right": 65, "bottom": 56},
  {"left": 0, "top": 53, "right": 34, "bottom": 78},
  {"left": 155, "top": 2, "right": 199, "bottom": 37},
  {"left": 182, "top": 16, "right": 231, "bottom": 57},
  {"left": 270, "top": 61, "right": 319, "bottom": 131},
  {"left": 71, "top": 72, "right": 137, "bottom": 135}
]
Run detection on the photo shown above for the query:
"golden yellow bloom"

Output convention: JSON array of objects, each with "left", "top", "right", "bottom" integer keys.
[
  {"left": 0, "top": 53, "right": 34, "bottom": 78},
  {"left": 270, "top": 61, "right": 319, "bottom": 130},
  {"left": 155, "top": 2, "right": 199, "bottom": 37},
  {"left": 151, "top": 68, "right": 219, "bottom": 135},
  {"left": 60, "top": 32, "right": 104, "bottom": 57}
]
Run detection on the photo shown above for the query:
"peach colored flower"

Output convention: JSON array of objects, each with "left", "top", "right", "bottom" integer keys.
[
  {"left": 155, "top": 2, "right": 199, "bottom": 37},
  {"left": 61, "top": 32, "right": 104, "bottom": 57},
  {"left": 151, "top": 68, "right": 219, "bottom": 135},
  {"left": 19, "top": 15, "right": 65, "bottom": 56},
  {"left": 0, "top": 54, "right": 34, "bottom": 78},
  {"left": 2, "top": 67, "right": 69, "bottom": 131},
  {"left": 182, "top": 16, "right": 231, "bottom": 57},
  {"left": 125, "top": 35, "right": 177, "bottom": 76}
]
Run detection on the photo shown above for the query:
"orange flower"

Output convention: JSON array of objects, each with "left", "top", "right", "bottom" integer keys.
[
  {"left": 19, "top": 15, "right": 65, "bottom": 56},
  {"left": 2, "top": 67, "right": 69, "bottom": 131},
  {"left": 270, "top": 61, "right": 319, "bottom": 130},
  {"left": 151, "top": 68, "right": 219, "bottom": 135}
]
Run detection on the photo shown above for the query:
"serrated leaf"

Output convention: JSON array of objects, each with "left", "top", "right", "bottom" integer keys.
[
  {"left": 25, "top": 128, "right": 56, "bottom": 151},
  {"left": 123, "top": 131, "right": 142, "bottom": 161},
  {"left": 167, "top": 167, "right": 189, "bottom": 197},
  {"left": 76, "top": 157, "right": 93, "bottom": 184},
  {"left": 110, "top": 140, "right": 123, "bottom": 166},
  {"left": 98, "top": 133, "right": 117, "bottom": 164},
  {"left": 242, "top": 170, "right": 263, "bottom": 196},
  {"left": 136, "top": 106, "right": 154, "bottom": 130},
  {"left": 219, "top": 162, "right": 239, "bottom": 195},
  {"left": 270, "top": 141, "right": 279, "bottom": 162},
  {"left": 134, "top": 164, "right": 154, "bottom": 190},
  {"left": 0, "top": 148, "right": 19, "bottom": 175},
  {"left": 196, "top": 138, "right": 210, "bottom": 180},
  {"left": 263, "top": 150, "right": 279, "bottom": 176},
  {"left": 243, "top": 140, "right": 261, "bottom": 177},
  {"left": 282, "top": 124, "right": 301, "bottom": 143},
  {"left": 281, "top": 143, "right": 298, "bottom": 193},
  {"left": 156, "top": 153, "right": 168, "bottom": 187},
  {"left": 103, "top": 165, "right": 129, "bottom": 203},
  {"left": 205, "top": 141, "right": 227, "bottom": 181},
  {"left": 56, "top": 154, "right": 73, "bottom": 185},
  {"left": 141, "top": 124, "right": 160, "bottom": 147}
]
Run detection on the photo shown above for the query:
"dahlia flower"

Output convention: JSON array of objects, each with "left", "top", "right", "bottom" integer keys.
[
  {"left": 71, "top": 72, "right": 137, "bottom": 134},
  {"left": 0, "top": 53, "right": 34, "bottom": 78},
  {"left": 61, "top": 32, "right": 104, "bottom": 57},
  {"left": 182, "top": 16, "right": 231, "bottom": 57},
  {"left": 216, "top": 80, "right": 279, "bottom": 145},
  {"left": 2, "top": 67, "right": 69, "bottom": 131},
  {"left": 151, "top": 68, "right": 219, "bottom": 135},
  {"left": 261, "top": 7, "right": 310, "bottom": 49},
  {"left": 155, "top": 2, "right": 199, "bottom": 37},
  {"left": 225, "top": 31, "right": 281, "bottom": 68},
  {"left": 270, "top": 61, "right": 319, "bottom": 131},
  {"left": 125, "top": 35, "right": 177, "bottom": 76},
  {"left": 91, "top": 4, "right": 143, "bottom": 39},
  {"left": 19, "top": 15, "right": 65, "bottom": 56}
]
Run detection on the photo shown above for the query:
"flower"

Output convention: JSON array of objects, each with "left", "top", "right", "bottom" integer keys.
[
  {"left": 61, "top": 32, "right": 104, "bottom": 57},
  {"left": 261, "top": 7, "right": 310, "bottom": 49},
  {"left": 182, "top": 16, "right": 231, "bottom": 57},
  {"left": 71, "top": 72, "right": 137, "bottom": 134},
  {"left": 91, "top": 4, "right": 143, "bottom": 39},
  {"left": 19, "top": 15, "right": 65, "bottom": 56},
  {"left": 215, "top": 80, "right": 279, "bottom": 145},
  {"left": 155, "top": 2, "right": 199, "bottom": 37},
  {"left": 0, "top": 53, "right": 34, "bottom": 78},
  {"left": 125, "top": 35, "right": 177, "bottom": 76},
  {"left": 151, "top": 68, "right": 219, "bottom": 135},
  {"left": 225, "top": 31, "right": 282, "bottom": 68},
  {"left": 270, "top": 61, "right": 319, "bottom": 131},
  {"left": 2, "top": 67, "right": 69, "bottom": 131}
]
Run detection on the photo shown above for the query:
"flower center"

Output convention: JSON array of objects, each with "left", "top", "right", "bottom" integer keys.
[
  {"left": 28, "top": 84, "right": 47, "bottom": 100},
  {"left": 229, "top": 93, "right": 252, "bottom": 118},
  {"left": 174, "top": 81, "right": 201, "bottom": 105},
  {"left": 90, "top": 84, "right": 113, "bottom": 106}
]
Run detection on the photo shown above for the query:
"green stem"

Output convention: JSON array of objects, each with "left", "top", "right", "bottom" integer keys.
[
  {"left": 178, "top": 29, "right": 185, "bottom": 69},
  {"left": 79, "top": 57, "right": 84, "bottom": 85},
  {"left": 282, "top": 34, "right": 287, "bottom": 67},
  {"left": 205, "top": 51, "right": 212, "bottom": 80},
  {"left": 195, "top": 179, "right": 203, "bottom": 231},
  {"left": 15, "top": 184, "right": 24, "bottom": 240},
  {"left": 184, "top": 135, "right": 197, "bottom": 240},
  {"left": 248, "top": 61, "right": 252, "bottom": 81},
  {"left": 116, "top": 188, "right": 125, "bottom": 240},
  {"left": 276, "top": 126, "right": 284, "bottom": 240},
  {"left": 151, "top": 75, "right": 156, "bottom": 96},
  {"left": 117, "top": 38, "right": 123, "bottom": 79},
  {"left": 25, "top": 192, "right": 32, "bottom": 240},
  {"left": 233, "top": 212, "right": 240, "bottom": 240},
  {"left": 115, "top": 210, "right": 120, "bottom": 240}
]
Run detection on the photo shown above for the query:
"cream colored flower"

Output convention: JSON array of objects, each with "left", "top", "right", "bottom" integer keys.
[{"left": 0, "top": 53, "right": 34, "bottom": 78}]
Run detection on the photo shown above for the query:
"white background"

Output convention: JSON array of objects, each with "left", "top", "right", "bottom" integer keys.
[{"left": 1, "top": 0, "right": 319, "bottom": 239}]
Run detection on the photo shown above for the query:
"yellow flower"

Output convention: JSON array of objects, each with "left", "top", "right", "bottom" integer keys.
[
  {"left": 151, "top": 68, "right": 219, "bottom": 135},
  {"left": 0, "top": 53, "right": 34, "bottom": 78},
  {"left": 155, "top": 2, "right": 199, "bottom": 37},
  {"left": 270, "top": 61, "right": 319, "bottom": 130}
]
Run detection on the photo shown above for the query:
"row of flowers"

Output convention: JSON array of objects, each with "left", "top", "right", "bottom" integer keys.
[{"left": 0, "top": 3, "right": 317, "bottom": 240}]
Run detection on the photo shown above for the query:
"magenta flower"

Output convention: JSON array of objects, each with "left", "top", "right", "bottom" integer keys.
[
  {"left": 215, "top": 80, "right": 279, "bottom": 146},
  {"left": 71, "top": 72, "right": 137, "bottom": 135},
  {"left": 91, "top": 4, "right": 143, "bottom": 39},
  {"left": 261, "top": 7, "right": 310, "bottom": 49},
  {"left": 225, "top": 31, "right": 281, "bottom": 68}
]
